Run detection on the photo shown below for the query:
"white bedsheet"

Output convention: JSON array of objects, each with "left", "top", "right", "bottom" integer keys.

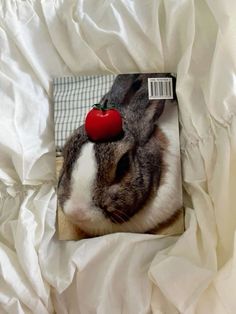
[{"left": 0, "top": 1, "right": 236, "bottom": 313}]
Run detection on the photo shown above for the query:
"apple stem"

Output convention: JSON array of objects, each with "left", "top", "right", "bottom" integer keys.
[{"left": 93, "top": 99, "right": 118, "bottom": 111}]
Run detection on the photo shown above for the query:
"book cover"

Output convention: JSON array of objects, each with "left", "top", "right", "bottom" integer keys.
[{"left": 53, "top": 74, "right": 184, "bottom": 240}]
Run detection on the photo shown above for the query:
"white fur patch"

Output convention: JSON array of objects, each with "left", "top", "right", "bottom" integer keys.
[{"left": 63, "top": 142, "right": 99, "bottom": 223}]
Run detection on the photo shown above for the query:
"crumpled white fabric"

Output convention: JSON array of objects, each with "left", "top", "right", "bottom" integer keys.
[{"left": 0, "top": 0, "right": 236, "bottom": 313}]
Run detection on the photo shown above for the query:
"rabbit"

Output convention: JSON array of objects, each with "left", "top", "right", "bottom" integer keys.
[{"left": 57, "top": 74, "right": 182, "bottom": 236}]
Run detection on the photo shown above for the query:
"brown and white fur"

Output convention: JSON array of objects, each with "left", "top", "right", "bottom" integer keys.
[{"left": 58, "top": 75, "right": 182, "bottom": 236}]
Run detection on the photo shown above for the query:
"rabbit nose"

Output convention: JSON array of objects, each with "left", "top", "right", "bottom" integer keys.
[
  {"left": 105, "top": 207, "right": 116, "bottom": 213},
  {"left": 101, "top": 199, "right": 117, "bottom": 213},
  {"left": 100, "top": 204, "right": 108, "bottom": 212},
  {"left": 100, "top": 203, "right": 116, "bottom": 214}
]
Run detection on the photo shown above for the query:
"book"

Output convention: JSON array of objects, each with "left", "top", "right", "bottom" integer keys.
[{"left": 53, "top": 74, "right": 184, "bottom": 240}]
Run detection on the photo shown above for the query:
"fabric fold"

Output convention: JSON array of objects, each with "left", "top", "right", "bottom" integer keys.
[{"left": 0, "top": 0, "right": 236, "bottom": 313}]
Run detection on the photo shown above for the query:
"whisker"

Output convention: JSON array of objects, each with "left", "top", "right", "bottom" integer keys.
[
  {"left": 112, "top": 209, "right": 141, "bottom": 231},
  {"left": 111, "top": 211, "right": 126, "bottom": 224}
]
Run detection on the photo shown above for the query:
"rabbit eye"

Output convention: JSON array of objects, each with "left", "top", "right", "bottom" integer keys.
[{"left": 115, "top": 152, "right": 130, "bottom": 181}]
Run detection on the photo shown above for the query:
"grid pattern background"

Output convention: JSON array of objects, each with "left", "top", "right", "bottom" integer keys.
[{"left": 53, "top": 75, "right": 116, "bottom": 151}]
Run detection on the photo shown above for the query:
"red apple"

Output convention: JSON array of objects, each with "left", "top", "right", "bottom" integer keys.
[{"left": 85, "top": 104, "right": 123, "bottom": 141}]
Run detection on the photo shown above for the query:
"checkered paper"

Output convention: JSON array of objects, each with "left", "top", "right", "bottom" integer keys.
[{"left": 53, "top": 75, "right": 116, "bottom": 151}]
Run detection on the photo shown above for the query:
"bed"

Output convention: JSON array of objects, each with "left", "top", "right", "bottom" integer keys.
[{"left": 0, "top": 1, "right": 235, "bottom": 313}]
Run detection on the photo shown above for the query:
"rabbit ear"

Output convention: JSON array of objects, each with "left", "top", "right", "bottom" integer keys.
[
  {"left": 100, "top": 74, "right": 139, "bottom": 108},
  {"left": 99, "top": 74, "right": 165, "bottom": 145},
  {"left": 143, "top": 99, "right": 165, "bottom": 122},
  {"left": 124, "top": 98, "right": 165, "bottom": 146}
]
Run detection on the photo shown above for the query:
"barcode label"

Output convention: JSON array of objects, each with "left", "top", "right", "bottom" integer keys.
[{"left": 148, "top": 77, "right": 173, "bottom": 100}]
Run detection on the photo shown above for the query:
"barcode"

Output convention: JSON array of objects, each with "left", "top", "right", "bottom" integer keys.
[{"left": 148, "top": 78, "right": 173, "bottom": 100}]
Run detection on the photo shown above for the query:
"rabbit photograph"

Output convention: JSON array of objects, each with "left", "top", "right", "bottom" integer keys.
[{"left": 53, "top": 74, "right": 183, "bottom": 239}]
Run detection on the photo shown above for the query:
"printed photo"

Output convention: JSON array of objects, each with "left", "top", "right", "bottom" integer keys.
[{"left": 53, "top": 74, "right": 183, "bottom": 240}]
